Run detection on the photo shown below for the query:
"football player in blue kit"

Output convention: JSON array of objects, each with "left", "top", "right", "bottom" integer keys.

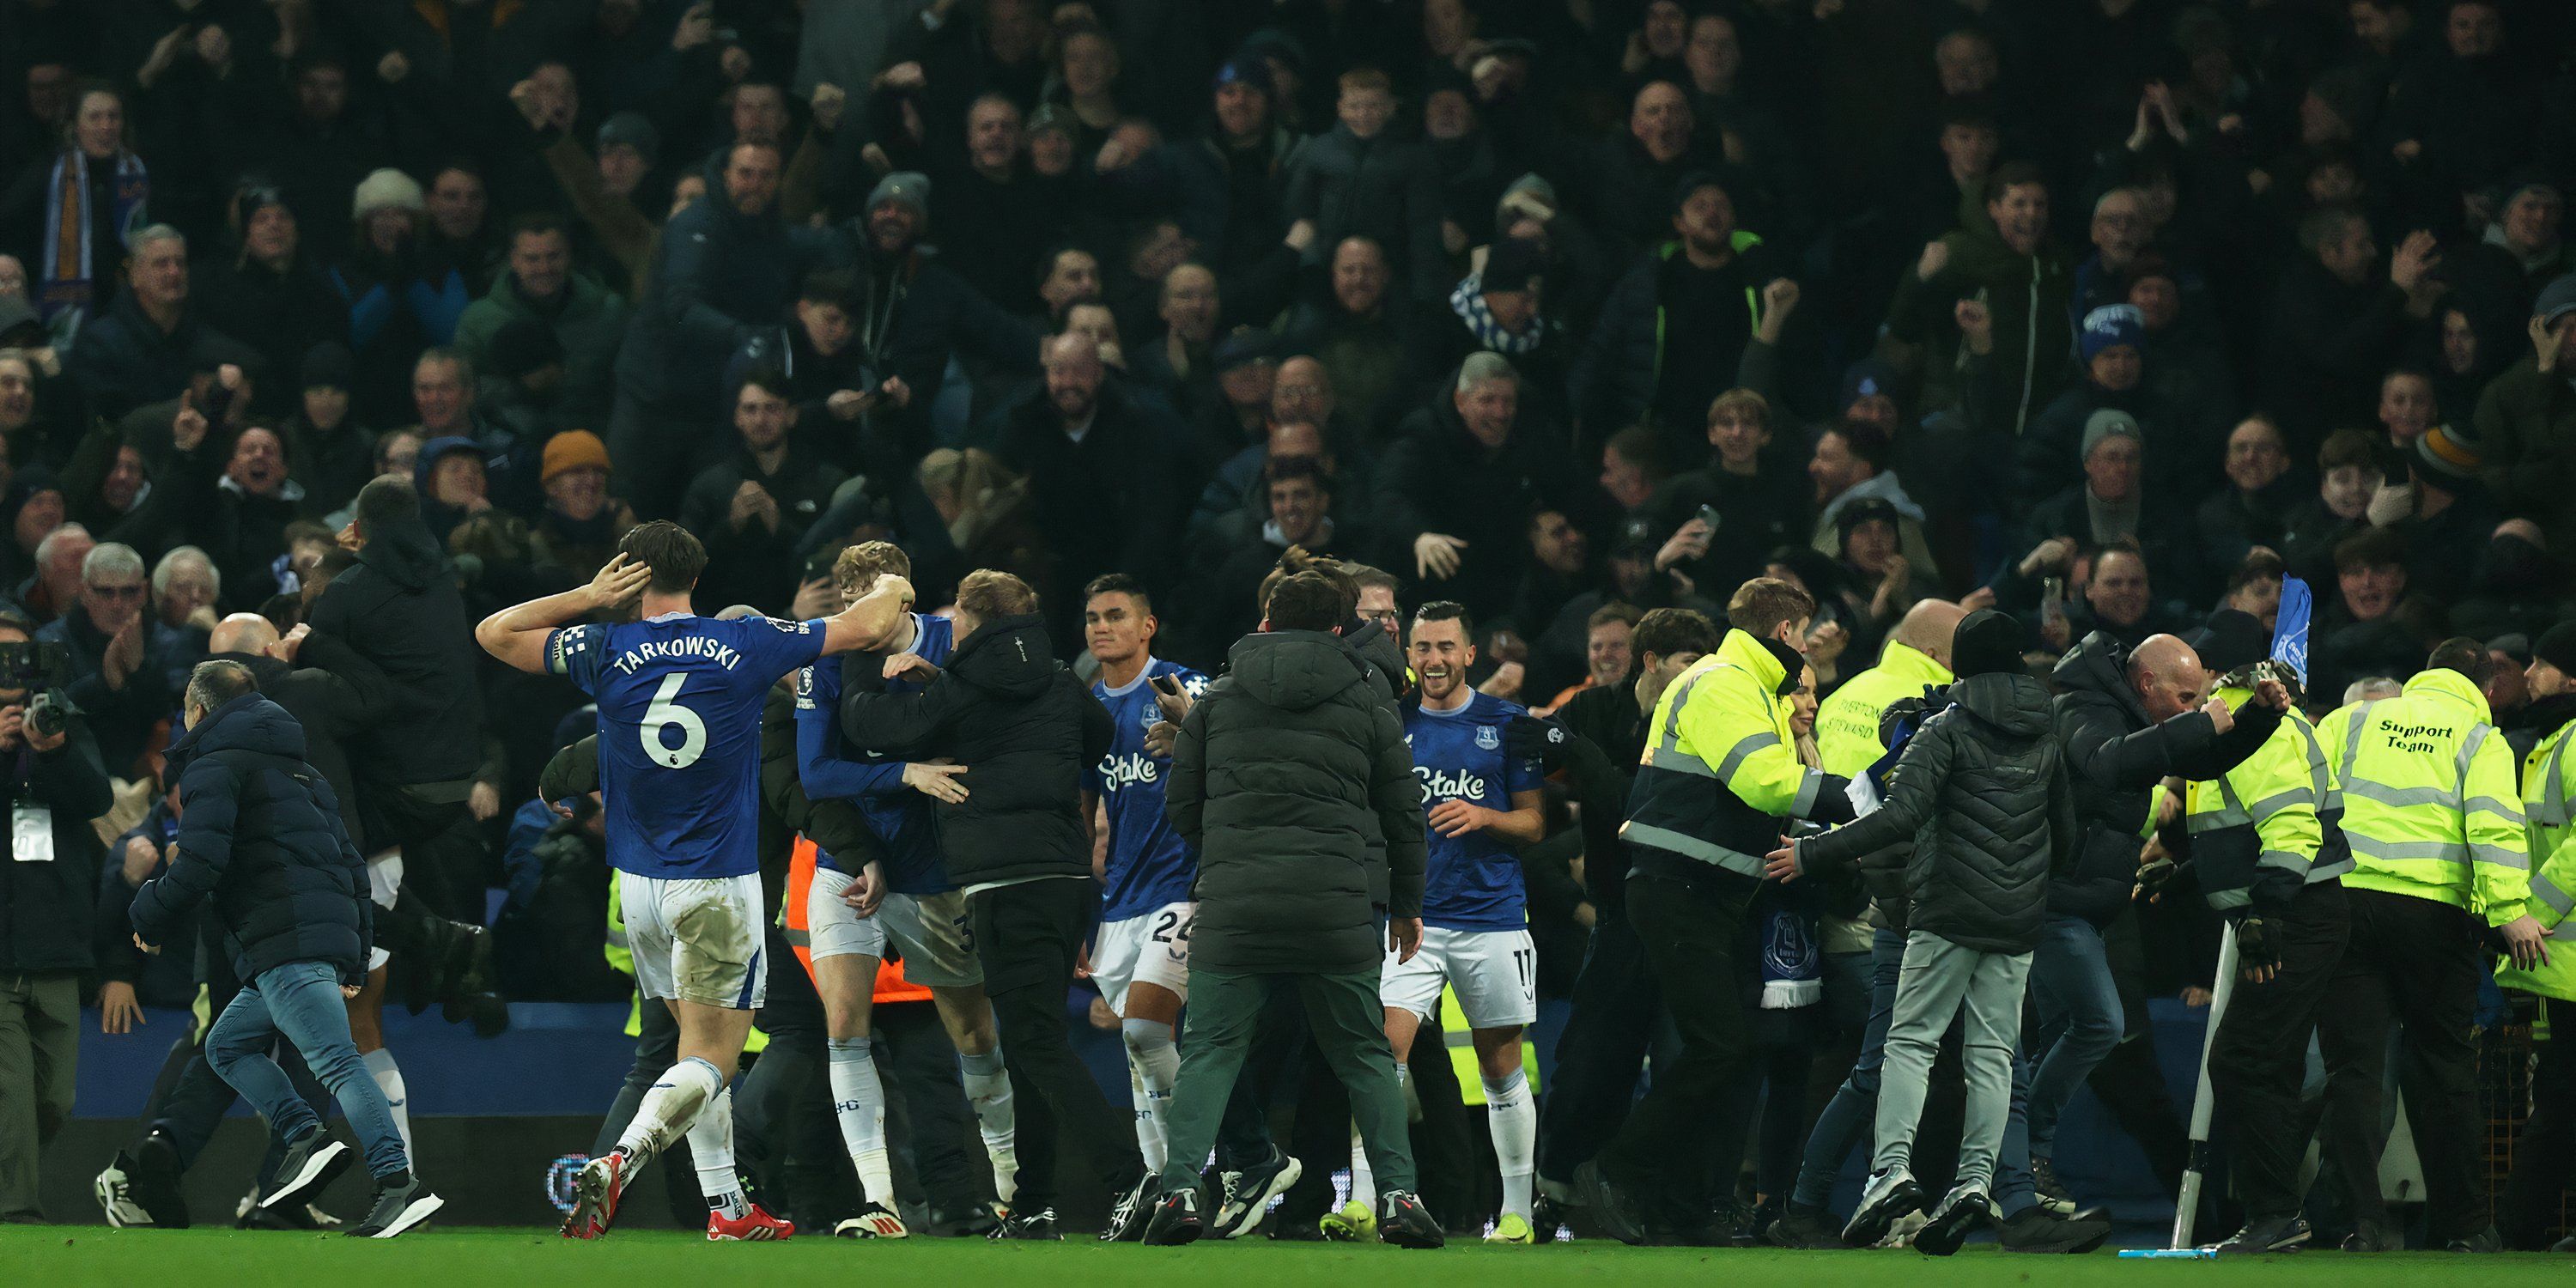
[
  {"left": 1349, "top": 601, "right": 1548, "bottom": 1244},
  {"left": 477, "top": 522, "right": 915, "bottom": 1241},
  {"left": 793, "top": 541, "right": 1020, "bottom": 1236},
  {"left": 1078, "top": 576, "right": 1209, "bottom": 1188}
]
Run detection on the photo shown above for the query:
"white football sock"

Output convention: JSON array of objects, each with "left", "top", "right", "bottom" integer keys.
[
  {"left": 828, "top": 1036, "right": 895, "bottom": 1204},
  {"left": 1121, "top": 1018, "right": 1179, "bottom": 1173},
  {"left": 959, "top": 1047, "right": 1018, "bottom": 1203},
  {"left": 1483, "top": 1066, "right": 1536, "bottom": 1220},
  {"left": 361, "top": 1048, "right": 413, "bottom": 1163},
  {"left": 616, "top": 1054, "right": 721, "bottom": 1170},
  {"left": 1346, "top": 1121, "right": 1376, "bottom": 1211},
  {"left": 686, "top": 1085, "right": 749, "bottom": 1219}
]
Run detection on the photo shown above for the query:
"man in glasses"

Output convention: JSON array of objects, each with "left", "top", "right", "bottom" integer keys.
[{"left": 35, "top": 542, "right": 175, "bottom": 776}]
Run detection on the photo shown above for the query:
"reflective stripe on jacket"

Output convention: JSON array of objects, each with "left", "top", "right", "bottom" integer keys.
[
  {"left": 2184, "top": 686, "right": 2350, "bottom": 913},
  {"left": 2318, "top": 670, "right": 2530, "bottom": 926}
]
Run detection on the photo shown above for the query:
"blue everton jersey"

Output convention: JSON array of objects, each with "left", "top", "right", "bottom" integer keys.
[
  {"left": 1087, "top": 658, "right": 1207, "bottom": 921},
  {"left": 1406, "top": 692, "right": 1540, "bottom": 931},
  {"left": 550, "top": 612, "right": 826, "bottom": 879},
  {"left": 794, "top": 613, "right": 955, "bottom": 892}
]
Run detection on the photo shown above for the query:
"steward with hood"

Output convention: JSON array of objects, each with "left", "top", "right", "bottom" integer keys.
[{"left": 1166, "top": 625, "right": 1427, "bottom": 976}]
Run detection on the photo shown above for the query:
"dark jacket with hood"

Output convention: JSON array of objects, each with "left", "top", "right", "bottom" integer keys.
[
  {"left": 219, "top": 638, "right": 399, "bottom": 845},
  {"left": 1167, "top": 629, "right": 1428, "bottom": 975},
  {"left": 1797, "top": 671, "right": 2079, "bottom": 955},
  {"left": 0, "top": 714, "right": 114, "bottom": 974},
  {"left": 308, "top": 500, "right": 483, "bottom": 789},
  {"left": 128, "top": 694, "right": 371, "bottom": 985},
  {"left": 2049, "top": 630, "right": 2281, "bottom": 924},
  {"left": 835, "top": 613, "right": 1110, "bottom": 889}
]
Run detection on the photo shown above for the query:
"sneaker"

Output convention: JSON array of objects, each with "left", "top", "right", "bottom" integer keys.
[
  {"left": 706, "top": 1201, "right": 794, "bottom": 1242},
  {"left": 1768, "top": 1202, "right": 1844, "bottom": 1249},
  {"left": 2029, "top": 1157, "right": 2075, "bottom": 1216},
  {"left": 2447, "top": 1226, "right": 2503, "bottom": 1254},
  {"left": 834, "top": 1200, "right": 908, "bottom": 1238},
  {"left": 1377, "top": 1190, "right": 1444, "bottom": 1249},
  {"left": 1143, "top": 1187, "right": 1204, "bottom": 1246},
  {"left": 987, "top": 1206, "right": 1060, "bottom": 1240},
  {"left": 2211, "top": 1215, "right": 2310, "bottom": 1255},
  {"left": 131, "top": 1133, "right": 190, "bottom": 1228},
  {"left": 1571, "top": 1158, "right": 1646, "bottom": 1246},
  {"left": 1996, "top": 1206, "right": 2111, "bottom": 1254},
  {"left": 97, "top": 1152, "right": 149, "bottom": 1228},
  {"left": 1100, "top": 1173, "right": 1155, "bottom": 1242},
  {"left": 2552, "top": 1233, "right": 2576, "bottom": 1253},
  {"left": 263, "top": 1129, "right": 353, "bottom": 1213},
  {"left": 2342, "top": 1220, "right": 2404, "bottom": 1253},
  {"left": 560, "top": 1150, "right": 632, "bottom": 1240},
  {"left": 1212, "top": 1151, "right": 1303, "bottom": 1239},
  {"left": 927, "top": 1203, "right": 999, "bottom": 1237},
  {"left": 1485, "top": 1212, "right": 1536, "bottom": 1245},
  {"left": 347, "top": 1174, "right": 445, "bottom": 1238},
  {"left": 1530, "top": 1194, "right": 1569, "bottom": 1242},
  {"left": 1319, "top": 1198, "right": 1376, "bottom": 1241},
  {"left": 1913, "top": 1185, "right": 1990, "bottom": 1257},
  {"left": 1843, "top": 1166, "right": 1921, "bottom": 1248},
  {"left": 238, "top": 1200, "right": 341, "bottom": 1230}
]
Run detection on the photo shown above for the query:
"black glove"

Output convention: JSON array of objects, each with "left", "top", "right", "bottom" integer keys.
[
  {"left": 1506, "top": 714, "right": 1573, "bottom": 775},
  {"left": 2133, "top": 854, "right": 2180, "bottom": 898},
  {"left": 2233, "top": 911, "right": 2280, "bottom": 981}
]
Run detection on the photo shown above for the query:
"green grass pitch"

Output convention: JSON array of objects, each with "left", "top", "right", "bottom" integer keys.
[{"left": 4, "top": 1228, "right": 2567, "bottom": 1286}]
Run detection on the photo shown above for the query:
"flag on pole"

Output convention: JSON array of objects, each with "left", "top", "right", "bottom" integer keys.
[{"left": 2269, "top": 575, "right": 2312, "bottom": 683}]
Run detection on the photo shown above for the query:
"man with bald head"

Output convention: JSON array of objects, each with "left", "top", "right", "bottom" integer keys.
[
  {"left": 1814, "top": 598, "right": 1968, "bottom": 780},
  {"left": 2028, "top": 628, "right": 2290, "bottom": 1206},
  {"left": 987, "top": 332, "right": 1182, "bottom": 650}
]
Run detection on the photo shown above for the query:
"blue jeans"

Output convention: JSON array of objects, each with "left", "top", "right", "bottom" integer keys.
[
  {"left": 2025, "top": 914, "right": 2123, "bottom": 1161},
  {"left": 207, "top": 960, "right": 408, "bottom": 1181}
]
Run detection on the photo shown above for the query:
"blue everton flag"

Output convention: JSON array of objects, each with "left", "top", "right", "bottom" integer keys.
[{"left": 2270, "top": 575, "right": 2312, "bottom": 684}]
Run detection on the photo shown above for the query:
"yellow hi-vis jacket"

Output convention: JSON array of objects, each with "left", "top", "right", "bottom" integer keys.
[
  {"left": 2183, "top": 684, "right": 2351, "bottom": 914},
  {"left": 2495, "top": 714, "right": 2576, "bottom": 1001},
  {"left": 1620, "top": 629, "right": 1839, "bottom": 881},
  {"left": 1814, "top": 641, "right": 1953, "bottom": 781},
  {"left": 2317, "top": 669, "right": 2530, "bottom": 927}
]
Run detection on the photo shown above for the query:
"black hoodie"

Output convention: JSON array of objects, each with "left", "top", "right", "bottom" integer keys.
[
  {"left": 308, "top": 504, "right": 483, "bottom": 789},
  {"left": 1798, "top": 671, "right": 2078, "bottom": 955},
  {"left": 835, "top": 613, "right": 1110, "bottom": 889}
]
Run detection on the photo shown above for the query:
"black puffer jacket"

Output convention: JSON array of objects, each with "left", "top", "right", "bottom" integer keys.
[
  {"left": 129, "top": 695, "right": 371, "bottom": 984},
  {"left": 2050, "top": 632, "right": 2280, "bottom": 925},
  {"left": 1168, "top": 629, "right": 1427, "bottom": 975},
  {"left": 308, "top": 502, "right": 483, "bottom": 790},
  {"left": 1796, "top": 671, "right": 2077, "bottom": 955},
  {"left": 836, "top": 614, "right": 1109, "bottom": 889}
]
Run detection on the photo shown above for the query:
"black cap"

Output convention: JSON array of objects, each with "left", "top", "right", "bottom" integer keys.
[
  {"left": 2192, "top": 608, "right": 2271, "bottom": 676},
  {"left": 2537, "top": 622, "right": 2576, "bottom": 677},
  {"left": 301, "top": 342, "right": 355, "bottom": 391},
  {"left": 1952, "top": 610, "right": 2023, "bottom": 679},
  {"left": 1212, "top": 327, "right": 1276, "bottom": 373},
  {"left": 1480, "top": 235, "right": 1547, "bottom": 295}
]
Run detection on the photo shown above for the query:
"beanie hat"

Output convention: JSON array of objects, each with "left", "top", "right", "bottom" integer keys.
[
  {"left": 1836, "top": 497, "right": 1900, "bottom": 542},
  {"left": 2079, "top": 303, "right": 2145, "bottom": 362},
  {"left": 301, "top": 341, "right": 354, "bottom": 391},
  {"left": 1951, "top": 609, "right": 2023, "bottom": 679},
  {"left": 1671, "top": 170, "right": 1728, "bottom": 218},
  {"left": 1480, "top": 235, "right": 1547, "bottom": 295},
  {"left": 1498, "top": 173, "right": 1558, "bottom": 226},
  {"left": 597, "top": 111, "right": 660, "bottom": 166},
  {"left": 542, "top": 430, "right": 611, "bottom": 483},
  {"left": 351, "top": 168, "right": 426, "bottom": 222},
  {"left": 0, "top": 295, "right": 39, "bottom": 348},
  {"left": 2414, "top": 422, "right": 2481, "bottom": 488},
  {"left": 1837, "top": 358, "right": 1903, "bottom": 416},
  {"left": 1212, "top": 57, "right": 1273, "bottom": 100},
  {"left": 2536, "top": 271, "right": 2576, "bottom": 326},
  {"left": 2081, "top": 407, "right": 2143, "bottom": 461},
  {"left": 1212, "top": 327, "right": 1276, "bottom": 373},
  {"left": 868, "top": 171, "right": 931, "bottom": 222},
  {"left": 489, "top": 317, "right": 565, "bottom": 380},
  {"left": 2192, "top": 608, "right": 2271, "bottom": 676},
  {"left": 2536, "top": 621, "right": 2576, "bottom": 677}
]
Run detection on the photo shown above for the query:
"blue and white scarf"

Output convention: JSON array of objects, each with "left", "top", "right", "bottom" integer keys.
[
  {"left": 1449, "top": 270, "right": 1546, "bottom": 355},
  {"left": 39, "top": 148, "right": 149, "bottom": 323}
]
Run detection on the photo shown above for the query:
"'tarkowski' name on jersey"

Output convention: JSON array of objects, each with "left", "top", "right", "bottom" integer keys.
[
  {"left": 1089, "top": 658, "right": 1206, "bottom": 921},
  {"left": 1405, "top": 690, "right": 1540, "bottom": 932}
]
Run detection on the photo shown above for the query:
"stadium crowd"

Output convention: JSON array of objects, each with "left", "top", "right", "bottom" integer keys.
[{"left": 0, "top": 0, "right": 2573, "bottom": 1257}]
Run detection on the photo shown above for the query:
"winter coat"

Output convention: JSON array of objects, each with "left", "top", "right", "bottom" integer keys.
[
  {"left": 0, "top": 718, "right": 114, "bottom": 973},
  {"left": 1375, "top": 394, "right": 1578, "bottom": 623},
  {"left": 128, "top": 695, "right": 371, "bottom": 985},
  {"left": 67, "top": 287, "right": 259, "bottom": 422},
  {"left": 1796, "top": 672, "right": 2077, "bottom": 955},
  {"left": 615, "top": 193, "right": 837, "bottom": 413},
  {"left": 453, "top": 270, "right": 631, "bottom": 424},
  {"left": 2472, "top": 355, "right": 2576, "bottom": 554},
  {"left": 307, "top": 505, "right": 482, "bottom": 787},
  {"left": 1166, "top": 629, "right": 1427, "bottom": 974},
  {"left": 1882, "top": 227, "right": 2073, "bottom": 437},
  {"left": 2050, "top": 631, "right": 2280, "bottom": 925},
  {"left": 835, "top": 613, "right": 1110, "bottom": 889},
  {"left": 221, "top": 641, "right": 398, "bottom": 845}
]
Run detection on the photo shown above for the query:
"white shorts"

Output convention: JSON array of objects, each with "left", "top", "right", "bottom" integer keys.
[
  {"left": 873, "top": 890, "right": 982, "bottom": 989},
  {"left": 1091, "top": 902, "right": 1193, "bottom": 1016},
  {"left": 807, "top": 866, "right": 890, "bottom": 963},
  {"left": 1380, "top": 927, "right": 1537, "bottom": 1030},
  {"left": 365, "top": 853, "right": 403, "bottom": 973},
  {"left": 621, "top": 871, "right": 768, "bottom": 1010}
]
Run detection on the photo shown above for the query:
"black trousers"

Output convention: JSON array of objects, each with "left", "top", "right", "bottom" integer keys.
[
  {"left": 143, "top": 939, "right": 327, "bottom": 1191},
  {"left": 2318, "top": 887, "right": 2489, "bottom": 1242},
  {"left": 972, "top": 876, "right": 1143, "bottom": 1217},
  {"left": 2209, "top": 880, "right": 2350, "bottom": 1220},
  {"left": 2500, "top": 995, "right": 2576, "bottom": 1249},
  {"left": 1536, "top": 912, "right": 1658, "bottom": 1187},
  {"left": 2087, "top": 906, "right": 2189, "bottom": 1197},
  {"left": 875, "top": 999, "right": 988, "bottom": 1217},
  {"left": 1599, "top": 870, "right": 1756, "bottom": 1224}
]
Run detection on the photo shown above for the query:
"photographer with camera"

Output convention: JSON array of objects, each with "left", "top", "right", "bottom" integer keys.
[{"left": 0, "top": 609, "right": 116, "bottom": 1221}]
